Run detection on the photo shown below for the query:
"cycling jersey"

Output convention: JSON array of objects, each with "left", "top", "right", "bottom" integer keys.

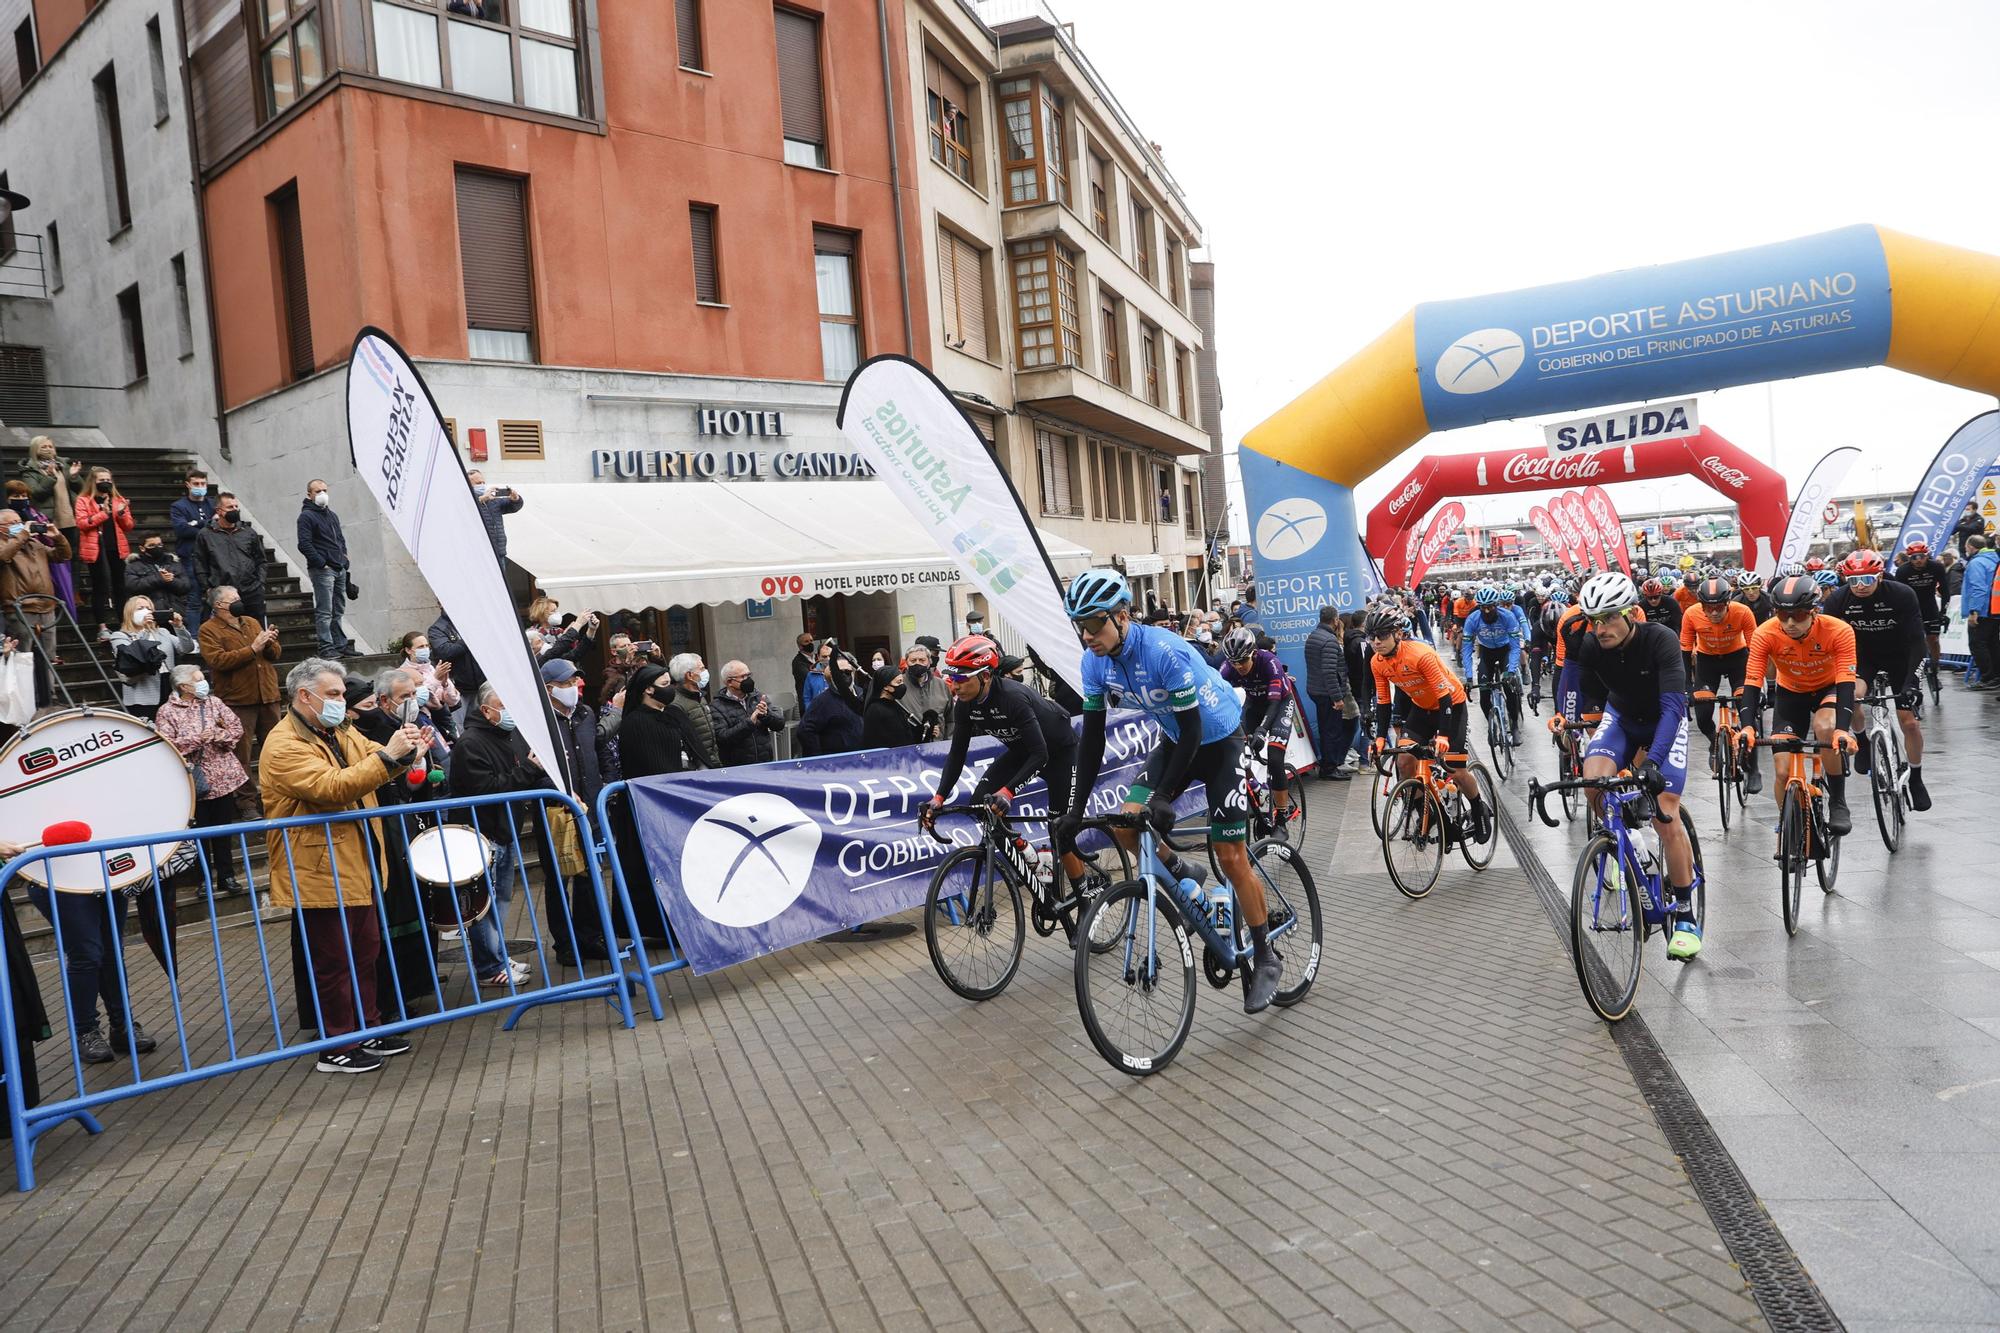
[
  {"left": 1893, "top": 560, "right": 1945, "bottom": 623},
  {"left": 1371, "top": 639, "right": 1467, "bottom": 714},
  {"left": 1451, "top": 596, "right": 1475, "bottom": 621},
  {"left": 1459, "top": 606, "right": 1525, "bottom": 678},
  {"left": 1639, "top": 596, "right": 1683, "bottom": 635},
  {"left": 1822, "top": 581, "right": 1924, "bottom": 692},
  {"left": 1737, "top": 591, "right": 1774, "bottom": 624},
  {"left": 934, "top": 676, "right": 1076, "bottom": 801},
  {"left": 1080, "top": 622, "right": 1240, "bottom": 743},
  {"left": 1680, "top": 600, "right": 1757, "bottom": 656},
  {"left": 1219, "top": 648, "right": 1286, "bottom": 732},
  {"left": 1673, "top": 585, "right": 1699, "bottom": 612},
  {"left": 1569, "top": 622, "right": 1689, "bottom": 784},
  {"left": 1745, "top": 615, "right": 1857, "bottom": 694}
]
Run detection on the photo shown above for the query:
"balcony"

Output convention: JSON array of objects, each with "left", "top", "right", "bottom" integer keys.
[
  {"left": 0, "top": 235, "right": 48, "bottom": 300},
  {"left": 1014, "top": 361, "right": 1209, "bottom": 458}
]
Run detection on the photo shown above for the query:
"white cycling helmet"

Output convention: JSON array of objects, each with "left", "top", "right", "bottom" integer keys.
[{"left": 1577, "top": 571, "right": 1641, "bottom": 617}]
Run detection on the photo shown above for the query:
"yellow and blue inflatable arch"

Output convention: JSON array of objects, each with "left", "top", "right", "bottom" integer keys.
[{"left": 1241, "top": 225, "right": 2000, "bottom": 663}]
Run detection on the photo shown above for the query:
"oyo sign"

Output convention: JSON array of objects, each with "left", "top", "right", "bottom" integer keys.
[{"left": 1544, "top": 397, "right": 1699, "bottom": 458}]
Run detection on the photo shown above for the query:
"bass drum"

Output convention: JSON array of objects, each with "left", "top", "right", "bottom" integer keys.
[
  {"left": 407, "top": 824, "right": 498, "bottom": 928},
  {"left": 0, "top": 707, "right": 194, "bottom": 892}
]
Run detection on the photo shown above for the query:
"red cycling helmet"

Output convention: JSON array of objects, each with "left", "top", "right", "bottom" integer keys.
[
  {"left": 1838, "top": 549, "right": 1885, "bottom": 577},
  {"left": 1803, "top": 556, "right": 1827, "bottom": 573},
  {"left": 941, "top": 634, "right": 1001, "bottom": 676},
  {"left": 1640, "top": 578, "right": 1665, "bottom": 597},
  {"left": 1904, "top": 540, "right": 1931, "bottom": 557}
]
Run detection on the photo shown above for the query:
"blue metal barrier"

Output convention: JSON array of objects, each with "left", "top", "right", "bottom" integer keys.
[
  {"left": 593, "top": 780, "right": 685, "bottom": 1016},
  {"left": 0, "top": 789, "right": 639, "bottom": 1190}
]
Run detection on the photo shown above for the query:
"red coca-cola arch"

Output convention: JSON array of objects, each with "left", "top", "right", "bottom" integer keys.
[{"left": 1367, "top": 427, "right": 1788, "bottom": 587}]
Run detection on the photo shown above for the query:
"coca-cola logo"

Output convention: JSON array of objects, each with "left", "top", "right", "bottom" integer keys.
[
  {"left": 1500, "top": 451, "right": 1604, "bottom": 485},
  {"left": 1700, "top": 455, "right": 1751, "bottom": 490},
  {"left": 1387, "top": 479, "right": 1423, "bottom": 515},
  {"left": 1420, "top": 520, "right": 1459, "bottom": 564}
]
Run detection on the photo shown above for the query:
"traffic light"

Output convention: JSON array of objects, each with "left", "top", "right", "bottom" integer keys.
[{"left": 1634, "top": 530, "right": 1649, "bottom": 555}]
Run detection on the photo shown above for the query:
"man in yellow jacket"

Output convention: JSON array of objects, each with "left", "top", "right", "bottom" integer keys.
[{"left": 261, "top": 657, "right": 424, "bottom": 1075}]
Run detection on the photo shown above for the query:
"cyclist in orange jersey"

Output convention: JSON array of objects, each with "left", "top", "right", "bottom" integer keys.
[
  {"left": 1739, "top": 576, "right": 1858, "bottom": 832},
  {"left": 1366, "top": 609, "right": 1491, "bottom": 843},
  {"left": 1680, "top": 578, "right": 1758, "bottom": 752}
]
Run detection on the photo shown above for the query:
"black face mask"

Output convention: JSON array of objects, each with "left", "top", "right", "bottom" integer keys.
[
  {"left": 909, "top": 665, "right": 929, "bottom": 683},
  {"left": 889, "top": 683, "right": 907, "bottom": 701},
  {"left": 738, "top": 676, "right": 756, "bottom": 695},
  {"left": 96, "top": 481, "right": 112, "bottom": 493},
  {"left": 144, "top": 547, "right": 162, "bottom": 559}
]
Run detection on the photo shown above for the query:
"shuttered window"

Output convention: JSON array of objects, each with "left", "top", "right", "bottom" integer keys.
[
  {"left": 1036, "top": 429, "right": 1078, "bottom": 517},
  {"left": 1099, "top": 293, "right": 1121, "bottom": 388},
  {"left": 774, "top": 8, "right": 826, "bottom": 168},
  {"left": 0, "top": 345, "right": 49, "bottom": 425},
  {"left": 1087, "top": 150, "right": 1110, "bottom": 238},
  {"left": 498, "top": 419, "right": 545, "bottom": 460},
  {"left": 676, "top": 0, "right": 703, "bottom": 71},
  {"left": 935, "top": 227, "right": 988, "bottom": 360},
  {"left": 1141, "top": 324, "right": 1161, "bottom": 407},
  {"left": 270, "top": 182, "right": 313, "bottom": 381},
  {"left": 455, "top": 168, "right": 535, "bottom": 363},
  {"left": 690, "top": 204, "right": 720, "bottom": 303}
]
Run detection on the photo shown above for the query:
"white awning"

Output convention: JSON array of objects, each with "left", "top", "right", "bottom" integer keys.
[{"left": 501, "top": 482, "right": 1092, "bottom": 608}]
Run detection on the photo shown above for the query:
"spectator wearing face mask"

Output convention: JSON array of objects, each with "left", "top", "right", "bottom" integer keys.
[
  {"left": 790, "top": 633, "right": 817, "bottom": 712},
  {"left": 108, "top": 595, "right": 194, "bottom": 721},
  {"left": 75, "top": 466, "right": 135, "bottom": 640},
  {"left": 964, "top": 609, "right": 999, "bottom": 647},
  {"left": 860, "top": 665, "right": 922, "bottom": 749},
  {"left": 540, "top": 659, "right": 609, "bottom": 965},
  {"left": 394, "top": 630, "right": 458, "bottom": 751},
  {"left": 598, "top": 664, "right": 675, "bottom": 943},
  {"left": 0, "top": 506, "right": 72, "bottom": 705},
  {"left": 198, "top": 585, "right": 283, "bottom": 817},
  {"left": 662, "top": 652, "right": 721, "bottom": 770},
  {"left": 346, "top": 669, "right": 442, "bottom": 1014},
  {"left": 2, "top": 478, "right": 75, "bottom": 621},
  {"left": 124, "top": 532, "right": 185, "bottom": 608},
  {"left": 713, "top": 660, "right": 785, "bottom": 766},
  {"left": 801, "top": 639, "right": 835, "bottom": 710},
  {"left": 195, "top": 493, "right": 269, "bottom": 625},
  {"left": 900, "top": 643, "right": 951, "bottom": 741},
  {"left": 298, "top": 479, "right": 354, "bottom": 658},
  {"left": 169, "top": 471, "right": 215, "bottom": 618},
  {"left": 446, "top": 685, "right": 543, "bottom": 989},
  {"left": 154, "top": 665, "right": 246, "bottom": 898},
  {"left": 797, "top": 652, "right": 864, "bottom": 757},
  {"left": 466, "top": 470, "right": 523, "bottom": 561}
]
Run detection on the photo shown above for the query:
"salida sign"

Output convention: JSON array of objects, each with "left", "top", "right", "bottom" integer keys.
[{"left": 1544, "top": 397, "right": 1699, "bottom": 457}]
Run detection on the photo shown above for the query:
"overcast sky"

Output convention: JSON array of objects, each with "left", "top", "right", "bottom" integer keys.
[{"left": 1047, "top": 0, "right": 2000, "bottom": 531}]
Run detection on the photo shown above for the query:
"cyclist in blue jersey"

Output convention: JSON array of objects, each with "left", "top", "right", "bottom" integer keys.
[
  {"left": 1460, "top": 585, "right": 1526, "bottom": 734},
  {"left": 1052, "top": 568, "right": 1279, "bottom": 1013},
  {"left": 1218, "top": 626, "right": 1297, "bottom": 836}
]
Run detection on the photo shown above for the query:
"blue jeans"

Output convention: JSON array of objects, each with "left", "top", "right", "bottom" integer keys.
[
  {"left": 310, "top": 567, "right": 348, "bottom": 656},
  {"left": 464, "top": 843, "right": 518, "bottom": 980}
]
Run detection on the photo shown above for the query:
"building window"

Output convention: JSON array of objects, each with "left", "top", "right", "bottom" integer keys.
[
  {"left": 270, "top": 182, "right": 313, "bottom": 380},
  {"left": 936, "top": 226, "right": 988, "bottom": 360},
  {"left": 1119, "top": 450, "right": 1136, "bottom": 521},
  {"left": 145, "top": 18, "right": 169, "bottom": 121},
  {"left": 1098, "top": 291, "right": 1122, "bottom": 388},
  {"left": 371, "top": 1, "right": 581, "bottom": 118},
  {"left": 1036, "top": 429, "right": 1080, "bottom": 517},
  {"left": 1175, "top": 342, "right": 1194, "bottom": 423},
  {"left": 1009, "top": 237, "right": 1078, "bottom": 369},
  {"left": 1166, "top": 235, "right": 1184, "bottom": 307},
  {"left": 259, "top": 1, "right": 325, "bottom": 120},
  {"left": 1040, "top": 88, "right": 1069, "bottom": 207},
  {"left": 44, "top": 221, "right": 61, "bottom": 292},
  {"left": 0, "top": 174, "right": 13, "bottom": 258},
  {"left": 1087, "top": 149, "right": 1110, "bottom": 239},
  {"left": 998, "top": 78, "right": 1038, "bottom": 204},
  {"left": 1087, "top": 441, "right": 1103, "bottom": 518},
  {"left": 1141, "top": 323, "right": 1161, "bottom": 407},
  {"left": 813, "top": 227, "right": 860, "bottom": 380},
  {"left": 171, "top": 253, "right": 194, "bottom": 357},
  {"left": 1184, "top": 476, "right": 1200, "bottom": 536},
  {"left": 1096, "top": 441, "right": 1120, "bottom": 521},
  {"left": 116, "top": 285, "right": 148, "bottom": 384},
  {"left": 93, "top": 66, "right": 132, "bottom": 233},
  {"left": 924, "top": 52, "right": 973, "bottom": 185},
  {"left": 775, "top": 8, "right": 826, "bottom": 168},
  {"left": 12, "top": 19, "right": 37, "bottom": 87},
  {"left": 676, "top": 0, "right": 703, "bottom": 71},
  {"left": 454, "top": 169, "right": 536, "bottom": 362},
  {"left": 689, "top": 204, "right": 720, "bottom": 304},
  {"left": 1132, "top": 200, "right": 1153, "bottom": 283},
  {"left": 1154, "top": 464, "right": 1174, "bottom": 523}
]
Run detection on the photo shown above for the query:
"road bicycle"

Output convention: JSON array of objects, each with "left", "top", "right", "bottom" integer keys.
[
  {"left": 1528, "top": 772, "right": 1707, "bottom": 1023},
  {"left": 1856, "top": 673, "right": 1910, "bottom": 853},
  {"left": 1237, "top": 743, "right": 1308, "bottom": 847},
  {"left": 1546, "top": 716, "right": 1596, "bottom": 830},
  {"left": 921, "top": 803, "right": 1130, "bottom": 1001},
  {"left": 1698, "top": 687, "right": 1748, "bottom": 832},
  {"left": 1070, "top": 810, "right": 1322, "bottom": 1076},
  {"left": 1525, "top": 643, "right": 1550, "bottom": 715},
  {"left": 1475, "top": 667, "right": 1522, "bottom": 781},
  {"left": 1375, "top": 739, "right": 1498, "bottom": 900},
  {"left": 1744, "top": 733, "right": 1848, "bottom": 935}
]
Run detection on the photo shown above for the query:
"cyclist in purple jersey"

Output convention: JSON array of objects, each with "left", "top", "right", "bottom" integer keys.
[{"left": 1219, "top": 628, "right": 1296, "bottom": 827}]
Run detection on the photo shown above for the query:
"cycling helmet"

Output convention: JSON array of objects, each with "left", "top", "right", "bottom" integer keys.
[
  {"left": 1640, "top": 578, "right": 1665, "bottom": 597},
  {"left": 1697, "top": 577, "right": 1731, "bottom": 604},
  {"left": 1738, "top": 572, "right": 1763, "bottom": 590},
  {"left": 1499, "top": 585, "right": 1518, "bottom": 602},
  {"left": 1804, "top": 556, "right": 1827, "bottom": 573},
  {"left": 941, "top": 634, "right": 1001, "bottom": 675},
  {"left": 1063, "top": 567, "right": 1131, "bottom": 619},
  {"left": 1813, "top": 569, "right": 1840, "bottom": 589},
  {"left": 1904, "top": 540, "right": 1931, "bottom": 558},
  {"left": 1838, "top": 549, "right": 1885, "bottom": 577},
  {"left": 1363, "top": 609, "right": 1407, "bottom": 638},
  {"left": 1222, "top": 626, "right": 1258, "bottom": 660},
  {"left": 1770, "top": 575, "right": 1818, "bottom": 611},
  {"left": 1474, "top": 586, "right": 1502, "bottom": 607},
  {"left": 1775, "top": 560, "right": 1805, "bottom": 579},
  {"left": 1682, "top": 570, "right": 1699, "bottom": 585},
  {"left": 1547, "top": 589, "right": 1570, "bottom": 606},
  {"left": 1577, "top": 572, "right": 1640, "bottom": 616}
]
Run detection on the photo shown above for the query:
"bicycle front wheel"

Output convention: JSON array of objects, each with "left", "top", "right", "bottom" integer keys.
[
  {"left": 1461, "top": 763, "right": 1499, "bottom": 871},
  {"left": 1369, "top": 763, "right": 1395, "bottom": 838},
  {"left": 1711, "top": 729, "right": 1734, "bottom": 833},
  {"left": 923, "top": 845, "right": 1025, "bottom": 1001},
  {"left": 1815, "top": 805, "right": 1841, "bottom": 894},
  {"left": 1570, "top": 834, "right": 1643, "bottom": 1022},
  {"left": 1870, "top": 733, "right": 1903, "bottom": 853},
  {"left": 1487, "top": 701, "right": 1515, "bottom": 781},
  {"left": 1679, "top": 807, "right": 1707, "bottom": 933},
  {"left": 1279, "top": 767, "right": 1308, "bottom": 846},
  {"left": 1246, "top": 837, "right": 1323, "bottom": 1007},
  {"left": 1382, "top": 778, "right": 1445, "bottom": 899},
  {"left": 1779, "top": 793, "right": 1806, "bottom": 937},
  {"left": 1073, "top": 880, "right": 1196, "bottom": 1076}
]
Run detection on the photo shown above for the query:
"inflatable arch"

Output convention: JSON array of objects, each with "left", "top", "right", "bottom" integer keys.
[{"left": 1241, "top": 224, "right": 2000, "bottom": 668}]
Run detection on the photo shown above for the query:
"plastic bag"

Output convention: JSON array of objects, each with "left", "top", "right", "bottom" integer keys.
[{"left": 0, "top": 650, "right": 33, "bottom": 726}]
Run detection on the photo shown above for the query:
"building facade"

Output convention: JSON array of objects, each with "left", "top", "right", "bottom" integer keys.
[{"left": 908, "top": 0, "right": 1215, "bottom": 619}]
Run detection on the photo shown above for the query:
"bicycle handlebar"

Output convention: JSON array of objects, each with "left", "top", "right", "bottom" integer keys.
[
  {"left": 1524, "top": 773, "right": 1646, "bottom": 829},
  {"left": 922, "top": 800, "right": 1010, "bottom": 844},
  {"left": 1743, "top": 733, "right": 1856, "bottom": 754},
  {"left": 1372, "top": 739, "right": 1446, "bottom": 776}
]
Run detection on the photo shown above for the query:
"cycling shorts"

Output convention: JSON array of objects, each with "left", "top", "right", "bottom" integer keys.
[
  {"left": 1473, "top": 644, "right": 1517, "bottom": 688},
  {"left": 1692, "top": 648, "right": 1750, "bottom": 699},
  {"left": 1135, "top": 730, "right": 1250, "bottom": 844},
  {"left": 1040, "top": 740, "right": 1077, "bottom": 823},
  {"left": 1771, "top": 684, "right": 1841, "bottom": 737},
  {"left": 1853, "top": 657, "right": 1918, "bottom": 711},
  {"left": 1243, "top": 695, "right": 1295, "bottom": 750},
  {"left": 1584, "top": 704, "right": 1689, "bottom": 797},
  {"left": 1401, "top": 700, "right": 1469, "bottom": 771}
]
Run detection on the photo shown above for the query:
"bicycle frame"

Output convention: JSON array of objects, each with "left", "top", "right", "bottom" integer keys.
[
  {"left": 1098, "top": 816, "right": 1299, "bottom": 970},
  {"left": 1528, "top": 776, "right": 1699, "bottom": 928}
]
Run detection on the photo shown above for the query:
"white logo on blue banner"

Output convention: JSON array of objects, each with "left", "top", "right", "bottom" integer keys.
[
  {"left": 1254, "top": 496, "right": 1328, "bottom": 560},
  {"left": 1434, "top": 328, "right": 1526, "bottom": 395},
  {"left": 681, "top": 792, "right": 822, "bottom": 928},
  {"left": 1894, "top": 410, "right": 2000, "bottom": 562}
]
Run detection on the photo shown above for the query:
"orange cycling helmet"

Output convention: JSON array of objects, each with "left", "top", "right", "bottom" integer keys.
[
  {"left": 1838, "top": 549, "right": 1885, "bottom": 577},
  {"left": 942, "top": 634, "right": 1001, "bottom": 676}
]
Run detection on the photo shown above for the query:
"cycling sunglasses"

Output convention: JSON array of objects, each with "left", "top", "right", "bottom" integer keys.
[
  {"left": 1584, "top": 610, "right": 1627, "bottom": 625},
  {"left": 1774, "top": 606, "right": 1816, "bottom": 622},
  {"left": 940, "top": 668, "right": 987, "bottom": 685},
  {"left": 1072, "top": 614, "right": 1113, "bottom": 635},
  {"left": 1843, "top": 574, "right": 1880, "bottom": 588}
]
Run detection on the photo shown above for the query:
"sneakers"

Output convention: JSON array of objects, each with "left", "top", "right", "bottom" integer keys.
[
  {"left": 110, "top": 1021, "right": 157, "bottom": 1055},
  {"left": 1908, "top": 767, "right": 1932, "bottom": 812},
  {"left": 79, "top": 1026, "right": 114, "bottom": 1064},
  {"left": 360, "top": 1035, "right": 411, "bottom": 1058},
  {"left": 1827, "top": 797, "right": 1852, "bottom": 837},
  {"left": 316, "top": 1048, "right": 384, "bottom": 1075},
  {"left": 1744, "top": 765, "right": 1763, "bottom": 796},
  {"left": 508, "top": 959, "right": 532, "bottom": 984},
  {"left": 1243, "top": 954, "right": 1282, "bottom": 1014},
  {"left": 1666, "top": 919, "right": 1704, "bottom": 961}
]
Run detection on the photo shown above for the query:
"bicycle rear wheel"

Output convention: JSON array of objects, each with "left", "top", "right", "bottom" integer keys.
[
  {"left": 1073, "top": 880, "right": 1196, "bottom": 1076},
  {"left": 1382, "top": 778, "right": 1444, "bottom": 899},
  {"left": 1779, "top": 793, "right": 1806, "bottom": 936},
  {"left": 1814, "top": 800, "right": 1841, "bottom": 894},
  {"left": 1461, "top": 763, "right": 1499, "bottom": 870},
  {"left": 1869, "top": 733, "right": 1903, "bottom": 853},
  {"left": 1570, "top": 834, "right": 1642, "bottom": 1022},
  {"left": 1558, "top": 736, "right": 1583, "bottom": 822},
  {"left": 1247, "top": 837, "right": 1322, "bottom": 1007},
  {"left": 1369, "top": 764, "right": 1395, "bottom": 838},
  {"left": 924, "top": 845, "right": 1025, "bottom": 1001},
  {"left": 1676, "top": 807, "right": 1707, "bottom": 934}
]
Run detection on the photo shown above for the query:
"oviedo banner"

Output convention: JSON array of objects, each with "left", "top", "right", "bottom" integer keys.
[
  {"left": 1779, "top": 447, "right": 1863, "bottom": 570},
  {"left": 837, "top": 355, "right": 1083, "bottom": 697},
  {"left": 1409, "top": 501, "right": 1466, "bottom": 586},
  {"left": 1581, "top": 486, "right": 1631, "bottom": 576},
  {"left": 627, "top": 712, "right": 1205, "bottom": 975},
  {"left": 345, "top": 330, "right": 567, "bottom": 790},
  {"left": 1894, "top": 411, "right": 2000, "bottom": 562},
  {"left": 1368, "top": 428, "right": 1787, "bottom": 587},
  {"left": 1527, "top": 505, "right": 1570, "bottom": 571}
]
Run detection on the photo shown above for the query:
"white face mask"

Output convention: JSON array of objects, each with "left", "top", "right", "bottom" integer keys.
[
  {"left": 552, "top": 683, "right": 580, "bottom": 707},
  {"left": 312, "top": 491, "right": 329, "bottom": 507},
  {"left": 134, "top": 607, "right": 152, "bottom": 623}
]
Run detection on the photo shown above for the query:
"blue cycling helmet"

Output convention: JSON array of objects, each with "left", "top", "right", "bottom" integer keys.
[
  {"left": 1064, "top": 567, "right": 1132, "bottom": 619},
  {"left": 1812, "top": 568, "right": 1840, "bottom": 588},
  {"left": 1474, "top": 586, "right": 1502, "bottom": 607}
]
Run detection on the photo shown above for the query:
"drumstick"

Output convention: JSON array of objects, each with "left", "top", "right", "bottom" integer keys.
[{"left": 14, "top": 820, "right": 92, "bottom": 852}]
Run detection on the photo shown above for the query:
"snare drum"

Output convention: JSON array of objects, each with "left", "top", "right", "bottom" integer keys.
[
  {"left": 407, "top": 824, "right": 497, "bottom": 927},
  {"left": 0, "top": 708, "right": 193, "bottom": 893}
]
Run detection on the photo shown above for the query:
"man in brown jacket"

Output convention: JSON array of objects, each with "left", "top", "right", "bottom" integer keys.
[
  {"left": 197, "top": 584, "right": 282, "bottom": 816},
  {"left": 0, "top": 506, "right": 74, "bottom": 706},
  {"left": 261, "top": 657, "right": 422, "bottom": 1074}
]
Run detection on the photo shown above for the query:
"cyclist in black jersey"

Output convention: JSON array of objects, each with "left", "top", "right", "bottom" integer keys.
[
  {"left": 1893, "top": 541, "right": 1947, "bottom": 685},
  {"left": 1638, "top": 577, "right": 1683, "bottom": 636},
  {"left": 1826, "top": 550, "right": 1931, "bottom": 811}
]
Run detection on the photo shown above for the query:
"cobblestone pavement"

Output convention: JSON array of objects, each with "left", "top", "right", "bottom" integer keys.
[
  {"left": 0, "top": 768, "right": 1770, "bottom": 1330},
  {"left": 1506, "top": 675, "right": 2000, "bottom": 1331}
]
